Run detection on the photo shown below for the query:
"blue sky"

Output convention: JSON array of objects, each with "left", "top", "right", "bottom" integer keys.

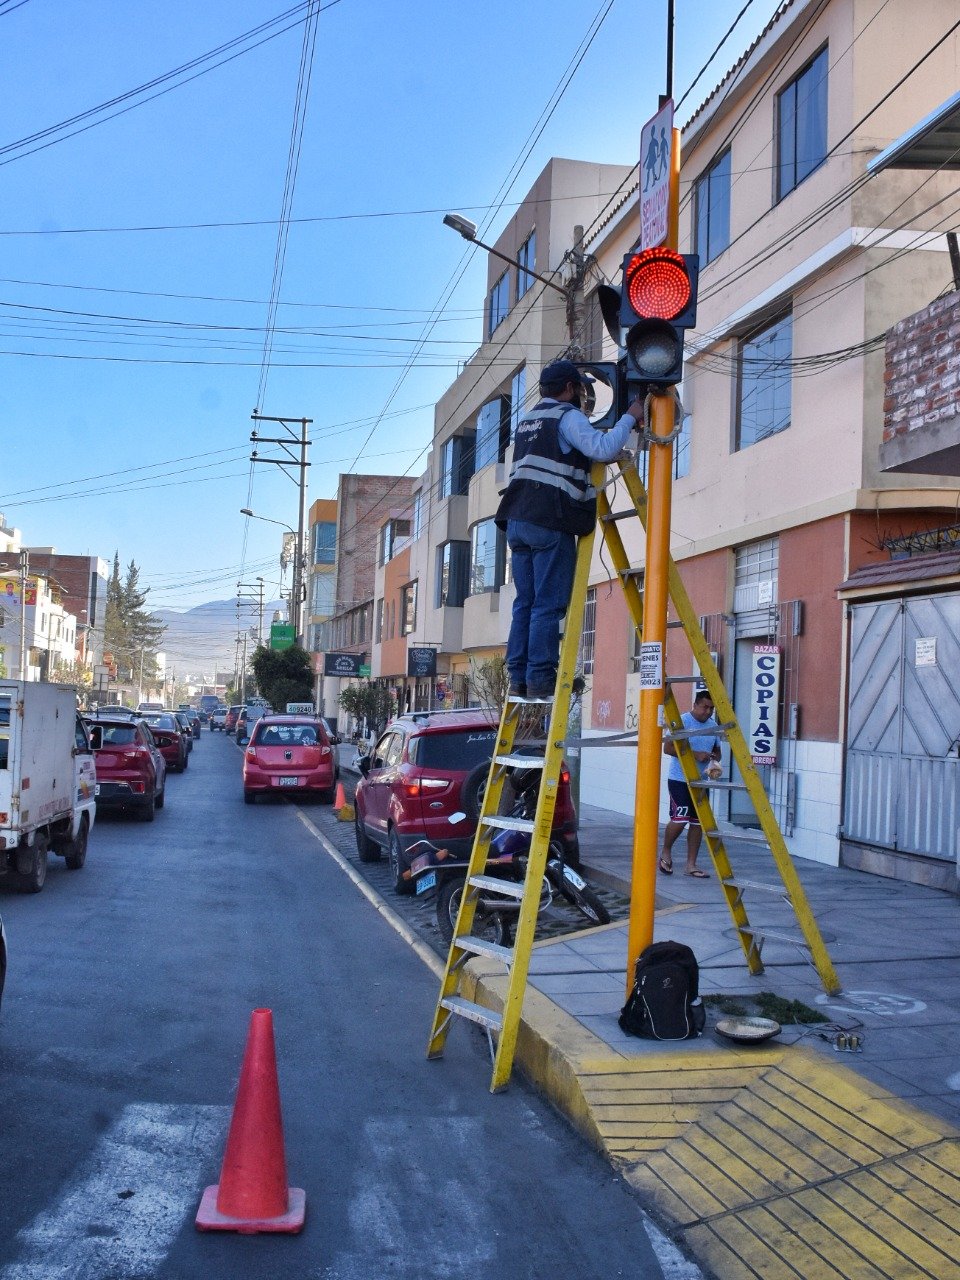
[{"left": 0, "top": 0, "right": 780, "bottom": 621}]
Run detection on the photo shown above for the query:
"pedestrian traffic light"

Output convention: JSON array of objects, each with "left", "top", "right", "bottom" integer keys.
[{"left": 618, "top": 247, "right": 698, "bottom": 389}]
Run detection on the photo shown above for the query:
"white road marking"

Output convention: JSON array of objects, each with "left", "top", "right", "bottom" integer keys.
[
  {"left": 643, "top": 1216, "right": 705, "bottom": 1279},
  {"left": 815, "top": 990, "right": 927, "bottom": 1018},
  {"left": 1, "top": 1104, "right": 227, "bottom": 1280},
  {"left": 947, "top": 1071, "right": 960, "bottom": 1092}
]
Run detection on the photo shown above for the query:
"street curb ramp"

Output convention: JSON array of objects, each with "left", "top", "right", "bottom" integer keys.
[{"left": 462, "top": 958, "right": 960, "bottom": 1280}]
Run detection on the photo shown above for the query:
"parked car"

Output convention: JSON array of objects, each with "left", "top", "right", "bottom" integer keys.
[
  {"left": 242, "top": 716, "right": 338, "bottom": 804},
  {"left": 235, "top": 704, "right": 270, "bottom": 744},
  {"left": 224, "top": 704, "right": 243, "bottom": 735},
  {"left": 136, "top": 701, "right": 165, "bottom": 714},
  {"left": 210, "top": 706, "right": 229, "bottom": 732},
  {"left": 353, "top": 708, "right": 580, "bottom": 893},
  {"left": 84, "top": 714, "right": 167, "bottom": 821},
  {"left": 140, "top": 711, "right": 189, "bottom": 772},
  {"left": 184, "top": 709, "right": 201, "bottom": 739},
  {"left": 172, "top": 710, "right": 195, "bottom": 753}
]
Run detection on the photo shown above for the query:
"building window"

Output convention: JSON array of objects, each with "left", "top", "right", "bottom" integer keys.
[
  {"left": 488, "top": 270, "right": 509, "bottom": 336},
  {"left": 516, "top": 231, "right": 536, "bottom": 300},
  {"left": 436, "top": 541, "right": 469, "bottom": 608},
  {"left": 469, "top": 519, "right": 506, "bottom": 595},
  {"left": 777, "top": 47, "right": 828, "bottom": 200},
  {"left": 509, "top": 366, "right": 527, "bottom": 440},
  {"left": 378, "top": 517, "right": 411, "bottom": 566},
  {"left": 474, "top": 396, "right": 510, "bottom": 470},
  {"left": 310, "top": 572, "right": 334, "bottom": 616},
  {"left": 312, "top": 520, "right": 336, "bottom": 565},
  {"left": 400, "top": 582, "right": 417, "bottom": 635},
  {"left": 411, "top": 491, "right": 423, "bottom": 540},
  {"left": 439, "top": 433, "right": 475, "bottom": 498},
  {"left": 580, "top": 587, "right": 596, "bottom": 676},
  {"left": 734, "top": 537, "right": 779, "bottom": 615},
  {"left": 636, "top": 412, "right": 691, "bottom": 484},
  {"left": 375, "top": 597, "right": 384, "bottom": 644},
  {"left": 736, "top": 312, "right": 792, "bottom": 450},
  {"left": 694, "top": 149, "right": 731, "bottom": 265}
]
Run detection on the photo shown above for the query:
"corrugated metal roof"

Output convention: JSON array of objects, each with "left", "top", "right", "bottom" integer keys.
[
  {"left": 868, "top": 89, "right": 960, "bottom": 173},
  {"left": 838, "top": 550, "right": 960, "bottom": 595}
]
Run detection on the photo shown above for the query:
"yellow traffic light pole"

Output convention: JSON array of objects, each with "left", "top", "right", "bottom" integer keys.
[{"left": 626, "top": 126, "right": 682, "bottom": 993}]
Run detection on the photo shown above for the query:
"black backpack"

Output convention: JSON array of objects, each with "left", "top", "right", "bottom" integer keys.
[{"left": 618, "top": 941, "right": 706, "bottom": 1041}]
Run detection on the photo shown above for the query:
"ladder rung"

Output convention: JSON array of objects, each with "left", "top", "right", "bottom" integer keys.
[
  {"left": 507, "top": 693, "right": 553, "bottom": 704},
  {"left": 667, "top": 619, "right": 685, "bottom": 629},
  {"left": 666, "top": 675, "right": 703, "bottom": 684},
  {"left": 666, "top": 721, "right": 735, "bottom": 741},
  {"left": 688, "top": 779, "right": 748, "bottom": 790},
  {"left": 601, "top": 508, "right": 637, "bottom": 522},
  {"left": 494, "top": 753, "right": 546, "bottom": 768},
  {"left": 468, "top": 874, "right": 526, "bottom": 901},
  {"left": 704, "top": 828, "right": 770, "bottom": 846},
  {"left": 481, "top": 815, "right": 536, "bottom": 834},
  {"left": 439, "top": 996, "right": 504, "bottom": 1032},
  {"left": 618, "top": 567, "right": 643, "bottom": 578},
  {"left": 456, "top": 935, "right": 514, "bottom": 965},
  {"left": 722, "top": 877, "right": 786, "bottom": 895},
  {"left": 738, "top": 926, "right": 811, "bottom": 950}
]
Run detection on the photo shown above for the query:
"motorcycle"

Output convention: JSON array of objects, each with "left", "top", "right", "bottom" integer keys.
[{"left": 406, "top": 763, "right": 610, "bottom": 946}]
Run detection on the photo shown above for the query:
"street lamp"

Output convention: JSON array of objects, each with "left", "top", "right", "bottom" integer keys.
[
  {"left": 443, "top": 212, "right": 571, "bottom": 299},
  {"left": 240, "top": 508, "right": 304, "bottom": 637}
]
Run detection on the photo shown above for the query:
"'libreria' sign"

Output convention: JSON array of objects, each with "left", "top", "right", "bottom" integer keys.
[{"left": 749, "top": 645, "right": 781, "bottom": 765}]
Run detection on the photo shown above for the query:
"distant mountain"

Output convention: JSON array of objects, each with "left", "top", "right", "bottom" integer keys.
[{"left": 151, "top": 596, "right": 289, "bottom": 680}]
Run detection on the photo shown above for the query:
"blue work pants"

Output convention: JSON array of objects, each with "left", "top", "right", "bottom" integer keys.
[{"left": 505, "top": 519, "right": 577, "bottom": 690}]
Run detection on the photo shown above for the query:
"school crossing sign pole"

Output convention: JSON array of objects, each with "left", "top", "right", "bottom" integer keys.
[{"left": 639, "top": 99, "right": 674, "bottom": 250}]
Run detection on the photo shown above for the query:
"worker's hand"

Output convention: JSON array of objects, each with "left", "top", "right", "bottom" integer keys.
[
  {"left": 614, "top": 448, "right": 635, "bottom": 464},
  {"left": 627, "top": 397, "right": 645, "bottom": 423}
]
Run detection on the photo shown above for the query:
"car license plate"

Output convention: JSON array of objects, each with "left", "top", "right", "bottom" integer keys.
[
  {"left": 279, "top": 776, "right": 299, "bottom": 787},
  {"left": 416, "top": 870, "right": 437, "bottom": 895}
]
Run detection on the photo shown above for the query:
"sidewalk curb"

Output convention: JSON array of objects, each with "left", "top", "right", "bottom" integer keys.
[{"left": 463, "top": 952, "right": 960, "bottom": 1280}]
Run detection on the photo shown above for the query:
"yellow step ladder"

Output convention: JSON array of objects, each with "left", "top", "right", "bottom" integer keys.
[{"left": 427, "top": 458, "right": 838, "bottom": 1092}]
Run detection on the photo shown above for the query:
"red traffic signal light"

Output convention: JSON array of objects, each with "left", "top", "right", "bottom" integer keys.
[{"left": 625, "top": 248, "right": 692, "bottom": 320}]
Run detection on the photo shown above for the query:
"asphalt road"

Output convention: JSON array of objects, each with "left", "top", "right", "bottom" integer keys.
[{"left": 0, "top": 730, "right": 682, "bottom": 1280}]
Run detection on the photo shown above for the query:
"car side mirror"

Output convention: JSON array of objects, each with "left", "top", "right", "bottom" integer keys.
[
  {"left": 86, "top": 726, "right": 103, "bottom": 751},
  {"left": 357, "top": 754, "right": 371, "bottom": 777}
]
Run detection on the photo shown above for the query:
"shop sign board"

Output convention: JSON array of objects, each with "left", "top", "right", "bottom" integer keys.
[
  {"left": 323, "top": 651, "right": 364, "bottom": 677},
  {"left": 749, "top": 644, "right": 781, "bottom": 765},
  {"left": 407, "top": 647, "right": 437, "bottom": 678}
]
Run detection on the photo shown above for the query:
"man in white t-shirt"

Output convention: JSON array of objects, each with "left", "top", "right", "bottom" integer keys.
[{"left": 659, "top": 690, "right": 721, "bottom": 878}]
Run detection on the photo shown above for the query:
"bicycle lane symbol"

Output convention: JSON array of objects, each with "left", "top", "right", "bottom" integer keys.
[{"left": 815, "top": 990, "right": 927, "bottom": 1018}]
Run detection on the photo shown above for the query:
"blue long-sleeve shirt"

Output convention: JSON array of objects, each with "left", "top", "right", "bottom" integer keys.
[{"left": 552, "top": 400, "right": 636, "bottom": 461}]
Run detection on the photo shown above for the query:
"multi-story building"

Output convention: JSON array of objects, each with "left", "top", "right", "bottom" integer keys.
[
  {"left": 316, "top": 473, "right": 416, "bottom": 721},
  {"left": 23, "top": 549, "right": 109, "bottom": 668},
  {"left": 403, "top": 156, "right": 633, "bottom": 707},
  {"left": 572, "top": 0, "right": 960, "bottom": 890}
]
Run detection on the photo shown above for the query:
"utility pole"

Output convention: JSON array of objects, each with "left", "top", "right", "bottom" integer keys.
[
  {"left": 237, "top": 579, "right": 265, "bottom": 645},
  {"left": 249, "top": 414, "right": 311, "bottom": 643},
  {"left": 18, "top": 549, "right": 28, "bottom": 681}
]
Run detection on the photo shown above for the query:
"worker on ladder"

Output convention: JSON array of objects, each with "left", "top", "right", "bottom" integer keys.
[{"left": 495, "top": 359, "right": 644, "bottom": 699}]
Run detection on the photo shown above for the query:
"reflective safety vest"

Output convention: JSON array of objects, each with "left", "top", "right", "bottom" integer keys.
[{"left": 494, "top": 399, "right": 596, "bottom": 535}]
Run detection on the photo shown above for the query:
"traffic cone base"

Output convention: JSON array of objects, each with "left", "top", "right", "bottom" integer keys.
[{"left": 195, "top": 1184, "right": 305, "bottom": 1234}]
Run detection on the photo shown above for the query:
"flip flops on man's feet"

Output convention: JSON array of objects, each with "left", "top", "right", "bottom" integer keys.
[
  {"left": 685, "top": 867, "right": 709, "bottom": 878},
  {"left": 658, "top": 857, "right": 673, "bottom": 875}
]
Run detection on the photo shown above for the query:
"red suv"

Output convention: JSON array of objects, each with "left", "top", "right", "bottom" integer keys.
[
  {"left": 242, "top": 715, "right": 338, "bottom": 804},
  {"left": 84, "top": 714, "right": 167, "bottom": 822},
  {"left": 353, "top": 708, "right": 579, "bottom": 893}
]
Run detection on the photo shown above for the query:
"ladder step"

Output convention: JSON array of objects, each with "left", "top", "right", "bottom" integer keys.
[
  {"left": 601, "top": 508, "right": 637, "bottom": 522},
  {"left": 481, "top": 815, "right": 536, "bottom": 834},
  {"left": 704, "top": 828, "right": 771, "bottom": 846},
  {"left": 738, "top": 926, "right": 811, "bottom": 950},
  {"left": 507, "top": 693, "right": 553, "bottom": 704},
  {"left": 494, "top": 753, "right": 546, "bottom": 768},
  {"left": 667, "top": 619, "right": 685, "bottom": 629},
  {"left": 456, "top": 935, "right": 514, "bottom": 965},
  {"left": 666, "top": 721, "right": 735, "bottom": 741},
  {"left": 468, "top": 874, "right": 526, "bottom": 901},
  {"left": 666, "top": 675, "right": 703, "bottom": 684},
  {"left": 721, "top": 877, "right": 786, "bottom": 895},
  {"left": 439, "top": 996, "right": 504, "bottom": 1032},
  {"left": 618, "top": 567, "right": 643, "bottom": 578},
  {"left": 688, "top": 779, "right": 749, "bottom": 790}
]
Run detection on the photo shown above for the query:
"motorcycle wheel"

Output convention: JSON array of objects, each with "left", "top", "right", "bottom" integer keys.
[
  {"left": 559, "top": 875, "right": 610, "bottom": 926},
  {"left": 436, "top": 877, "right": 512, "bottom": 948}
]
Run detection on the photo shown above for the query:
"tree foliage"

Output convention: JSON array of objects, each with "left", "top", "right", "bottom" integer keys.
[
  {"left": 103, "top": 553, "right": 165, "bottom": 686},
  {"left": 251, "top": 644, "right": 313, "bottom": 711},
  {"left": 338, "top": 680, "right": 395, "bottom": 737}
]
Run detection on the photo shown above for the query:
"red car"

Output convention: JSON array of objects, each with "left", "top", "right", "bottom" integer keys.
[
  {"left": 242, "top": 715, "right": 338, "bottom": 804},
  {"left": 84, "top": 715, "right": 167, "bottom": 822},
  {"left": 224, "top": 705, "right": 242, "bottom": 735},
  {"left": 140, "top": 712, "right": 189, "bottom": 772},
  {"left": 353, "top": 708, "right": 580, "bottom": 893}
]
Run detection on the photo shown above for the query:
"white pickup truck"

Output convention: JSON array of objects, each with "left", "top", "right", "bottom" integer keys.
[{"left": 0, "top": 680, "right": 99, "bottom": 893}]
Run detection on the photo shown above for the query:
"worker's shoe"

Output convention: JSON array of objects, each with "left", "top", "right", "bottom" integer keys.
[
  {"left": 526, "top": 684, "right": 555, "bottom": 700},
  {"left": 508, "top": 681, "right": 527, "bottom": 698}
]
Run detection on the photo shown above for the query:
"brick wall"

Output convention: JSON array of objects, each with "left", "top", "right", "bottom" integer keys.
[{"left": 883, "top": 291, "right": 960, "bottom": 443}]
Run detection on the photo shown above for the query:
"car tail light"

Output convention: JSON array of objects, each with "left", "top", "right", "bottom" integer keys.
[
  {"left": 122, "top": 748, "right": 148, "bottom": 763},
  {"left": 560, "top": 767, "right": 570, "bottom": 784},
  {"left": 401, "top": 778, "right": 449, "bottom": 798},
  {"left": 246, "top": 749, "right": 257, "bottom": 759},
  {"left": 131, "top": 781, "right": 146, "bottom": 793}
]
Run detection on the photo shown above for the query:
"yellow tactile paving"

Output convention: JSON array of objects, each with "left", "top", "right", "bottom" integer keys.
[{"left": 467, "top": 960, "right": 960, "bottom": 1280}]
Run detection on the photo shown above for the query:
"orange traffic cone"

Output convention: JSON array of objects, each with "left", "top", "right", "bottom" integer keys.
[
  {"left": 333, "top": 781, "right": 347, "bottom": 811},
  {"left": 195, "top": 1008, "right": 305, "bottom": 1234},
  {"left": 334, "top": 780, "right": 355, "bottom": 821}
]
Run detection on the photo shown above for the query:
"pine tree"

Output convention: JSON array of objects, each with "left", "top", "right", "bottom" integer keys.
[{"left": 101, "top": 551, "right": 166, "bottom": 685}]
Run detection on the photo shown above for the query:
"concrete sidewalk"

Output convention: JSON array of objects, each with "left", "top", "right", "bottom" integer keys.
[{"left": 338, "top": 745, "right": 960, "bottom": 1277}]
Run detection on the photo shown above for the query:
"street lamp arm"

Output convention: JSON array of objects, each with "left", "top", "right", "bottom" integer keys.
[{"left": 443, "top": 212, "right": 570, "bottom": 300}]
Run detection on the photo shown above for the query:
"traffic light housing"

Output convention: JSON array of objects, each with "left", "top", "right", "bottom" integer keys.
[{"left": 618, "top": 247, "right": 698, "bottom": 390}]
